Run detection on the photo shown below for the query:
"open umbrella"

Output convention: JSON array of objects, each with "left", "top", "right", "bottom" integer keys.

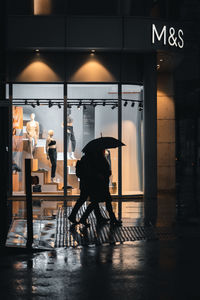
[{"left": 82, "top": 137, "right": 125, "bottom": 153}]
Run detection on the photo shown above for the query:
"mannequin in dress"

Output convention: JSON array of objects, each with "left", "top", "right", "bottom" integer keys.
[
  {"left": 26, "top": 113, "right": 39, "bottom": 157},
  {"left": 46, "top": 130, "right": 57, "bottom": 182}
]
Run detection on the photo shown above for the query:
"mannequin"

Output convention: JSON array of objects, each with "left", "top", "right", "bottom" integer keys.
[
  {"left": 67, "top": 109, "right": 76, "bottom": 159},
  {"left": 26, "top": 113, "right": 39, "bottom": 157},
  {"left": 46, "top": 130, "right": 57, "bottom": 182}
]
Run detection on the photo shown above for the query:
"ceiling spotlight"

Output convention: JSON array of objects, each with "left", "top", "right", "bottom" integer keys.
[
  {"left": 159, "top": 58, "right": 163, "bottom": 62},
  {"left": 93, "top": 102, "right": 97, "bottom": 107},
  {"left": 35, "top": 49, "right": 40, "bottom": 52},
  {"left": 83, "top": 105, "right": 86, "bottom": 110},
  {"left": 139, "top": 102, "right": 143, "bottom": 108},
  {"left": 111, "top": 104, "right": 117, "bottom": 110},
  {"left": 103, "top": 101, "right": 106, "bottom": 106},
  {"left": 124, "top": 101, "right": 128, "bottom": 107},
  {"left": 67, "top": 104, "right": 71, "bottom": 108},
  {"left": 48, "top": 100, "right": 53, "bottom": 108},
  {"left": 131, "top": 102, "right": 135, "bottom": 107},
  {"left": 36, "top": 100, "right": 40, "bottom": 106},
  {"left": 139, "top": 107, "right": 143, "bottom": 111},
  {"left": 31, "top": 103, "right": 36, "bottom": 108},
  {"left": 58, "top": 102, "right": 61, "bottom": 109},
  {"left": 77, "top": 101, "right": 82, "bottom": 109},
  {"left": 90, "top": 100, "right": 94, "bottom": 105},
  {"left": 24, "top": 100, "right": 28, "bottom": 105},
  {"left": 157, "top": 64, "right": 160, "bottom": 70},
  {"left": 90, "top": 49, "right": 96, "bottom": 55}
]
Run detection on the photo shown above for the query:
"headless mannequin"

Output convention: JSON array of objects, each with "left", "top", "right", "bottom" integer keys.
[
  {"left": 46, "top": 130, "right": 57, "bottom": 182},
  {"left": 26, "top": 113, "right": 39, "bottom": 158},
  {"left": 67, "top": 114, "right": 76, "bottom": 159}
]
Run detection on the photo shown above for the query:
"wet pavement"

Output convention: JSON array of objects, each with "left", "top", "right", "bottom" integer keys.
[{"left": 1, "top": 237, "right": 200, "bottom": 300}]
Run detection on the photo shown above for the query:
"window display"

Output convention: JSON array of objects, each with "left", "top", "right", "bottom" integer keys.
[
  {"left": 11, "top": 83, "right": 144, "bottom": 196},
  {"left": 122, "top": 84, "right": 144, "bottom": 195},
  {"left": 12, "top": 84, "right": 64, "bottom": 195},
  {"left": 67, "top": 84, "right": 119, "bottom": 195}
]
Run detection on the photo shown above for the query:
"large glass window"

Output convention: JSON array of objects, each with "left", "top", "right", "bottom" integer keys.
[
  {"left": 122, "top": 84, "right": 144, "bottom": 195},
  {"left": 12, "top": 84, "right": 64, "bottom": 195},
  {"left": 11, "top": 83, "right": 144, "bottom": 197},
  {"left": 67, "top": 84, "right": 118, "bottom": 195}
]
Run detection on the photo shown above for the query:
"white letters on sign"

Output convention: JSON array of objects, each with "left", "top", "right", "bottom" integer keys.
[{"left": 152, "top": 24, "right": 184, "bottom": 49}]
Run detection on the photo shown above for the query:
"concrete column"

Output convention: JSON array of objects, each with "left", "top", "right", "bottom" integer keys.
[
  {"left": 157, "top": 72, "right": 176, "bottom": 226},
  {"left": 143, "top": 53, "right": 157, "bottom": 225}
]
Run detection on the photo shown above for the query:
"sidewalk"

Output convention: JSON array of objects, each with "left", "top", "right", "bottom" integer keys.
[{"left": 0, "top": 233, "right": 200, "bottom": 300}]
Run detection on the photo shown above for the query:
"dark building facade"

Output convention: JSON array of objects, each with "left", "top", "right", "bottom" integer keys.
[{"left": 1, "top": 0, "right": 196, "bottom": 245}]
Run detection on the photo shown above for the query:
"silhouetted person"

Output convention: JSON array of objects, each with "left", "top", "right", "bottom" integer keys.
[
  {"left": 79, "top": 150, "right": 122, "bottom": 227},
  {"left": 68, "top": 154, "right": 109, "bottom": 226}
]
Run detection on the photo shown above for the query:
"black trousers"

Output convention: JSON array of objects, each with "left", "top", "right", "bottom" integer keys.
[
  {"left": 48, "top": 148, "right": 57, "bottom": 178},
  {"left": 69, "top": 184, "right": 103, "bottom": 221},
  {"left": 67, "top": 126, "right": 76, "bottom": 152},
  {"left": 80, "top": 196, "right": 116, "bottom": 223}
]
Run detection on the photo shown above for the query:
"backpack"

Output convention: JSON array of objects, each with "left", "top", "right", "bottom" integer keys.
[{"left": 75, "top": 158, "right": 85, "bottom": 178}]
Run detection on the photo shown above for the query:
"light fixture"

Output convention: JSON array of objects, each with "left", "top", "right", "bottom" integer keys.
[
  {"left": 36, "top": 100, "right": 40, "bottom": 106},
  {"left": 138, "top": 102, "right": 143, "bottom": 111},
  {"left": 48, "top": 100, "right": 53, "bottom": 108},
  {"left": 131, "top": 102, "right": 135, "bottom": 107},
  {"left": 90, "top": 49, "right": 96, "bottom": 55},
  {"left": 83, "top": 105, "right": 86, "bottom": 110},
  {"left": 159, "top": 58, "right": 163, "bottom": 62},
  {"left": 35, "top": 49, "right": 40, "bottom": 52},
  {"left": 111, "top": 104, "right": 117, "bottom": 110},
  {"left": 31, "top": 102, "right": 36, "bottom": 108},
  {"left": 93, "top": 102, "right": 97, "bottom": 107},
  {"left": 77, "top": 100, "right": 82, "bottom": 109},
  {"left": 103, "top": 101, "right": 106, "bottom": 106},
  {"left": 58, "top": 102, "right": 61, "bottom": 109},
  {"left": 157, "top": 64, "right": 160, "bottom": 70},
  {"left": 124, "top": 101, "right": 128, "bottom": 107},
  {"left": 90, "top": 100, "right": 94, "bottom": 105},
  {"left": 24, "top": 100, "right": 28, "bottom": 105},
  {"left": 139, "top": 102, "right": 143, "bottom": 108},
  {"left": 67, "top": 104, "right": 71, "bottom": 108}
]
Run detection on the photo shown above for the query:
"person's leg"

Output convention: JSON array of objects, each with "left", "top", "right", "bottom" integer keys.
[
  {"left": 105, "top": 194, "right": 122, "bottom": 226},
  {"left": 68, "top": 188, "right": 88, "bottom": 223},
  {"left": 94, "top": 204, "right": 109, "bottom": 225},
  {"left": 79, "top": 201, "right": 96, "bottom": 226}
]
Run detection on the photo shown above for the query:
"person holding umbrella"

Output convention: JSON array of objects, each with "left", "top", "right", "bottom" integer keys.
[{"left": 77, "top": 137, "right": 125, "bottom": 228}]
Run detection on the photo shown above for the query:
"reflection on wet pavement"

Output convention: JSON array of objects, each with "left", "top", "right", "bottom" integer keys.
[
  {"left": 7, "top": 201, "right": 175, "bottom": 249},
  {"left": 1, "top": 239, "right": 200, "bottom": 299}
]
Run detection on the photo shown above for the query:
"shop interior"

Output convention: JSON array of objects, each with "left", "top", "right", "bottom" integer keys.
[{"left": 11, "top": 83, "right": 144, "bottom": 196}]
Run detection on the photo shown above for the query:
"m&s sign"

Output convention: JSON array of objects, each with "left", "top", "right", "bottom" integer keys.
[{"left": 152, "top": 24, "right": 184, "bottom": 49}]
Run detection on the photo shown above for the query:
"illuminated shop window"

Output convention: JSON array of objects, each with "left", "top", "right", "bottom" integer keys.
[
  {"left": 122, "top": 84, "right": 144, "bottom": 195},
  {"left": 12, "top": 84, "right": 64, "bottom": 195},
  {"left": 67, "top": 84, "right": 118, "bottom": 195}
]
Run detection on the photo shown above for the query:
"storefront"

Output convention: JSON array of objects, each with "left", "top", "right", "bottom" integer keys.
[
  {"left": 11, "top": 81, "right": 144, "bottom": 197},
  {"left": 4, "top": 14, "right": 186, "bottom": 223}
]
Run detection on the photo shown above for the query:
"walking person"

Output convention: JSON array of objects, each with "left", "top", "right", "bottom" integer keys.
[
  {"left": 68, "top": 154, "right": 109, "bottom": 226},
  {"left": 78, "top": 150, "right": 122, "bottom": 228}
]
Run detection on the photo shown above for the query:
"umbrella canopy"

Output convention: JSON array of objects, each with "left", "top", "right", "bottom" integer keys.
[{"left": 82, "top": 137, "right": 125, "bottom": 153}]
